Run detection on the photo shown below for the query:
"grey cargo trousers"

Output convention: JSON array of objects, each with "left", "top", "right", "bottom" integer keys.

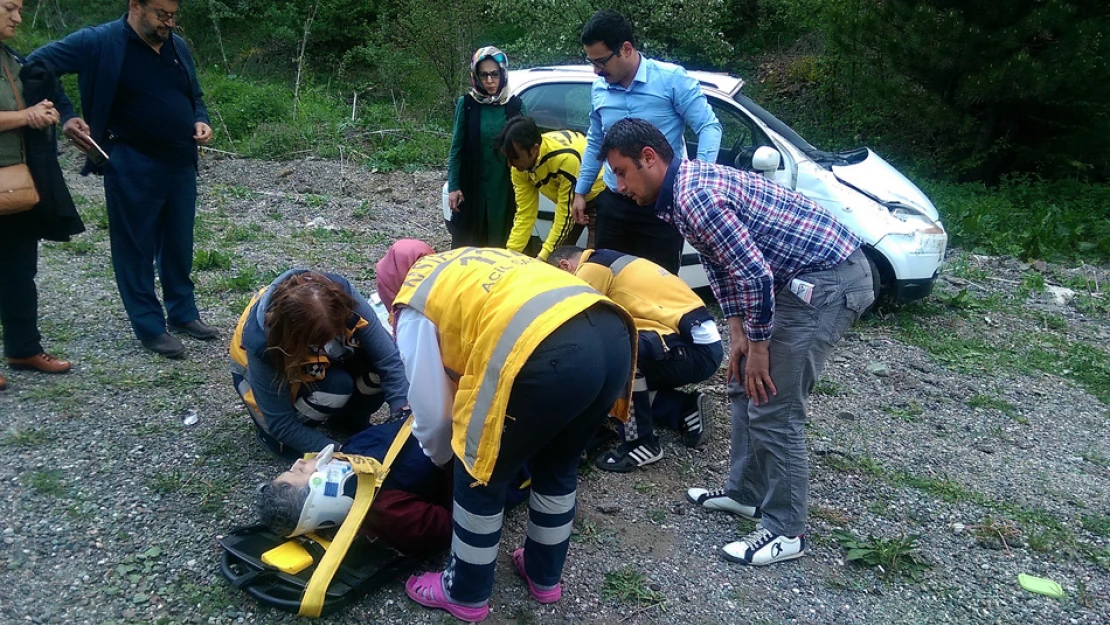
[{"left": 727, "top": 248, "right": 874, "bottom": 536}]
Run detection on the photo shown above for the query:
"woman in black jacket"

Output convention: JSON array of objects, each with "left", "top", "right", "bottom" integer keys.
[{"left": 0, "top": 0, "right": 84, "bottom": 390}]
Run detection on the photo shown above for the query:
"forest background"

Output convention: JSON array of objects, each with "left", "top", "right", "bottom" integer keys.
[{"left": 18, "top": 0, "right": 1110, "bottom": 264}]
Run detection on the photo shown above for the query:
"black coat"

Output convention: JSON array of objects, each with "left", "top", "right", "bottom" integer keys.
[{"left": 0, "top": 50, "right": 83, "bottom": 242}]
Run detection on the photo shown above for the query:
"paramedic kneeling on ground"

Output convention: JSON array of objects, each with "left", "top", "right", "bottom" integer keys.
[
  {"left": 230, "top": 270, "right": 410, "bottom": 459},
  {"left": 549, "top": 246, "right": 723, "bottom": 471},
  {"left": 376, "top": 242, "right": 635, "bottom": 623},
  {"left": 599, "top": 118, "right": 874, "bottom": 566}
]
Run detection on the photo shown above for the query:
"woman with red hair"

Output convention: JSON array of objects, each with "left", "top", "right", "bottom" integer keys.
[{"left": 230, "top": 270, "right": 411, "bottom": 458}]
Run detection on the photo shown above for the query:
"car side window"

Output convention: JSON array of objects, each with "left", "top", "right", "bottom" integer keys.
[
  {"left": 518, "top": 83, "right": 593, "bottom": 134},
  {"left": 686, "top": 97, "right": 776, "bottom": 170}
]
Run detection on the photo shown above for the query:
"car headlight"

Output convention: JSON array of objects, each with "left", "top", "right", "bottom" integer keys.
[{"left": 889, "top": 204, "right": 945, "bottom": 235}]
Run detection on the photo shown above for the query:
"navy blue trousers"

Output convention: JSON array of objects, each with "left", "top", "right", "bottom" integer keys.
[
  {"left": 103, "top": 144, "right": 199, "bottom": 340},
  {"left": 445, "top": 305, "right": 632, "bottom": 604},
  {"left": 233, "top": 364, "right": 387, "bottom": 459},
  {"left": 621, "top": 333, "right": 724, "bottom": 444}
]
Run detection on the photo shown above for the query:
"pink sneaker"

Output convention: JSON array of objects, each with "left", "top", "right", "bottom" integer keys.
[
  {"left": 512, "top": 548, "right": 562, "bottom": 604},
  {"left": 405, "top": 571, "right": 489, "bottom": 623}
]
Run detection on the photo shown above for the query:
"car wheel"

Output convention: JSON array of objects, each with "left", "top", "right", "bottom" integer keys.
[{"left": 861, "top": 249, "right": 889, "bottom": 314}]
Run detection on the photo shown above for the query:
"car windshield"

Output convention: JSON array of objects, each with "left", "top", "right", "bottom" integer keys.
[{"left": 732, "top": 93, "right": 819, "bottom": 155}]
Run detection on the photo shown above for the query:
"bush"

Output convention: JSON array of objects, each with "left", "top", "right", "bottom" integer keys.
[{"left": 923, "top": 177, "right": 1110, "bottom": 262}]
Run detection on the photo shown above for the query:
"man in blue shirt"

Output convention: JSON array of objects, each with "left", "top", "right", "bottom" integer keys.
[
  {"left": 571, "top": 10, "right": 722, "bottom": 274},
  {"left": 29, "top": 0, "right": 217, "bottom": 359}
]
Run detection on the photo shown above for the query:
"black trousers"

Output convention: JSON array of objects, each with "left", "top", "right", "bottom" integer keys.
[
  {"left": 0, "top": 227, "right": 43, "bottom": 358},
  {"left": 593, "top": 189, "right": 684, "bottom": 275}
]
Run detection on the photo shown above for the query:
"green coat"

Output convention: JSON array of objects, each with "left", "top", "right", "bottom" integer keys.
[{"left": 446, "top": 95, "right": 525, "bottom": 247}]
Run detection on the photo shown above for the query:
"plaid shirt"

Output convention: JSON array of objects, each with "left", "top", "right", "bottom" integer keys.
[{"left": 655, "top": 159, "right": 860, "bottom": 341}]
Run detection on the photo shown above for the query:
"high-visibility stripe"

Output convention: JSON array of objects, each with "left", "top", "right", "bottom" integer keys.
[
  {"left": 355, "top": 372, "right": 383, "bottom": 395},
  {"left": 609, "top": 253, "right": 637, "bottom": 276},
  {"left": 527, "top": 520, "right": 574, "bottom": 545},
  {"left": 406, "top": 249, "right": 472, "bottom": 311},
  {"left": 451, "top": 533, "right": 500, "bottom": 565},
  {"left": 463, "top": 284, "right": 596, "bottom": 467},
  {"left": 529, "top": 491, "right": 576, "bottom": 515},
  {"left": 633, "top": 373, "right": 649, "bottom": 392},
  {"left": 453, "top": 501, "right": 504, "bottom": 535}
]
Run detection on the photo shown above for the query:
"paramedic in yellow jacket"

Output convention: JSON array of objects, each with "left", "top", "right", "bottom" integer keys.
[
  {"left": 375, "top": 242, "right": 634, "bottom": 623},
  {"left": 496, "top": 116, "right": 606, "bottom": 260},
  {"left": 551, "top": 246, "right": 724, "bottom": 472}
]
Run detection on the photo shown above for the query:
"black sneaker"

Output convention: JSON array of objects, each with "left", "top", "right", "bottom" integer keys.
[
  {"left": 681, "top": 392, "right": 712, "bottom": 448},
  {"left": 595, "top": 439, "right": 663, "bottom": 473}
]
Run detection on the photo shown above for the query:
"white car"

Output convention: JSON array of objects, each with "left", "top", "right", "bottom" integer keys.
[{"left": 441, "top": 65, "right": 947, "bottom": 301}]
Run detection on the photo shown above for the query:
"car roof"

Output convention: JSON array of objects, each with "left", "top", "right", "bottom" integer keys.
[{"left": 509, "top": 65, "right": 744, "bottom": 97}]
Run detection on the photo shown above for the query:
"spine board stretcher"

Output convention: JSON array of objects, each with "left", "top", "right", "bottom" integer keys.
[{"left": 219, "top": 417, "right": 420, "bottom": 617}]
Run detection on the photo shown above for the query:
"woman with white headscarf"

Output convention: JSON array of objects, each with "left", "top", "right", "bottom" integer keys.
[{"left": 445, "top": 46, "right": 525, "bottom": 248}]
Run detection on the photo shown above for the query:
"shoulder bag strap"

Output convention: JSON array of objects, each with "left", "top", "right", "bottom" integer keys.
[{"left": 0, "top": 54, "right": 28, "bottom": 162}]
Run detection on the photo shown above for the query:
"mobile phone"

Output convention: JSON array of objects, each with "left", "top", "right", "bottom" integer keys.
[{"left": 85, "top": 135, "right": 109, "bottom": 167}]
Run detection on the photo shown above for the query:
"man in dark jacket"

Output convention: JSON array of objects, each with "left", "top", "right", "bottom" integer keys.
[{"left": 28, "top": 0, "right": 216, "bottom": 359}]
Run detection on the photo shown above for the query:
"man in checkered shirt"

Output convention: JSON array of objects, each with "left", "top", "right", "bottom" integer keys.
[{"left": 599, "top": 118, "right": 876, "bottom": 567}]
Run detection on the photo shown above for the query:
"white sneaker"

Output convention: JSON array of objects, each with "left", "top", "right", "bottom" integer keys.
[
  {"left": 721, "top": 526, "right": 805, "bottom": 566},
  {"left": 685, "top": 488, "right": 761, "bottom": 521}
]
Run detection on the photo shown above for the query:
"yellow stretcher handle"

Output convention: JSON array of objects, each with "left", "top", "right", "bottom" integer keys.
[{"left": 298, "top": 416, "right": 414, "bottom": 617}]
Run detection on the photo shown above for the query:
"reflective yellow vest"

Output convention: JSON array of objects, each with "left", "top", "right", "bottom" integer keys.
[
  {"left": 392, "top": 247, "right": 635, "bottom": 483},
  {"left": 575, "top": 249, "right": 713, "bottom": 343}
]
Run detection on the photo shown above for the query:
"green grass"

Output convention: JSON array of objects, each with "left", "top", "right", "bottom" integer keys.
[
  {"left": 966, "top": 394, "right": 1019, "bottom": 420},
  {"left": 832, "top": 530, "right": 930, "bottom": 579},
  {"left": 1080, "top": 514, "right": 1110, "bottom": 538},
  {"left": 222, "top": 224, "right": 266, "bottom": 243},
  {"left": 212, "top": 184, "right": 259, "bottom": 200},
  {"left": 207, "top": 267, "right": 277, "bottom": 293},
  {"left": 1034, "top": 311, "right": 1069, "bottom": 330},
  {"left": 944, "top": 253, "right": 990, "bottom": 281},
  {"left": 922, "top": 176, "right": 1110, "bottom": 263},
  {"left": 884, "top": 401, "right": 925, "bottom": 423},
  {"left": 54, "top": 240, "right": 97, "bottom": 255},
  {"left": 602, "top": 567, "right": 665, "bottom": 606},
  {"left": 0, "top": 428, "right": 49, "bottom": 448},
  {"left": 193, "top": 249, "right": 234, "bottom": 271},
  {"left": 878, "top": 306, "right": 1110, "bottom": 403},
  {"left": 27, "top": 469, "right": 68, "bottom": 497},
  {"left": 813, "top": 379, "right": 845, "bottom": 396},
  {"left": 201, "top": 72, "right": 450, "bottom": 169},
  {"left": 821, "top": 452, "right": 1110, "bottom": 567}
]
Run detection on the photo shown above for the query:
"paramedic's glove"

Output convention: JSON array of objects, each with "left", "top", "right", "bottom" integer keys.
[{"left": 388, "top": 405, "right": 412, "bottom": 423}]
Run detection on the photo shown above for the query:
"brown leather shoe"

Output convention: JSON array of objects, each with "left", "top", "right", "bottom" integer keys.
[
  {"left": 8, "top": 353, "right": 72, "bottom": 374},
  {"left": 0, "top": 371, "right": 7, "bottom": 390}
]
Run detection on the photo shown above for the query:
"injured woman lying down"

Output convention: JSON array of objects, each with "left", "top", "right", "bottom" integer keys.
[{"left": 256, "top": 418, "right": 529, "bottom": 554}]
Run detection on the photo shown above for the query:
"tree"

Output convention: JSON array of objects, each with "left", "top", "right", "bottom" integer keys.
[{"left": 825, "top": 0, "right": 1110, "bottom": 181}]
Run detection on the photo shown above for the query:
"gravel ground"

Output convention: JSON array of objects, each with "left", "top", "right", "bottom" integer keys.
[{"left": 1, "top": 152, "right": 1108, "bottom": 625}]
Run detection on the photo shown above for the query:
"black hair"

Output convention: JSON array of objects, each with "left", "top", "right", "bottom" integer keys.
[
  {"left": 599, "top": 118, "right": 674, "bottom": 165},
  {"left": 547, "top": 246, "right": 585, "bottom": 266},
  {"left": 581, "top": 10, "right": 635, "bottom": 53},
  {"left": 494, "top": 116, "right": 543, "bottom": 160}
]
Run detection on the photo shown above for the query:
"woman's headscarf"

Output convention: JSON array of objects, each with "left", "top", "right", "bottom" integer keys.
[
  {"left": 376, "top": 239, "right": 434, "bottom": 309},
  {"left": 468, "top": 46, "right": 511, "bottom": 105}
]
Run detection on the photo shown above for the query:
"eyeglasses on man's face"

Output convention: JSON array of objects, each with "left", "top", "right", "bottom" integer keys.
[
  {"left": 478, "top": 70, "right": 502, "bottom": 81},
  {"left": 145, "top": 6, "right": 178, "bottom": 23},
  {"left": 587, "top": 50, "right": 619, "bottom": 69}
]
